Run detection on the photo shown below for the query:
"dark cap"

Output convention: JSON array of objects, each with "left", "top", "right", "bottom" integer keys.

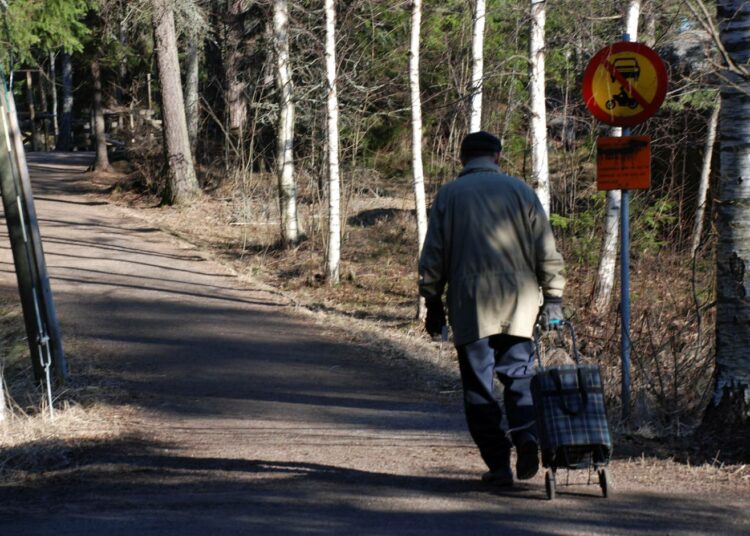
[{"left": 460, "top": 131, "right": 502, "bottom": 160}]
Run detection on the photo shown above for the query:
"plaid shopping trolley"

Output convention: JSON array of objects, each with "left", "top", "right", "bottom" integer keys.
[{"left": 531, "top": 321, "right": 612, "bottom": 500}]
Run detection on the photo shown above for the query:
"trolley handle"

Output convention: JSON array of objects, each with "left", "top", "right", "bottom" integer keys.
[{"left": 533, "top": 319, "right": 581, "bottom": 369}]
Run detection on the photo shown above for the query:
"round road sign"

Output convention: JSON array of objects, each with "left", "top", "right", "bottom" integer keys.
[{"left": 582, "top": 42, "right": 668, "bottom": 127}]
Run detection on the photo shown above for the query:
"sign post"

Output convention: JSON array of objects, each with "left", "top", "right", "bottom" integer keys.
[{"left": 583, "top": 37, "right": 667, "bottom": 422}]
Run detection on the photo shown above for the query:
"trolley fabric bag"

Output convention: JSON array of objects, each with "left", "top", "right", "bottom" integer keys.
[{"left": 531, "top": 364, "right": 612, "bottom": 463}]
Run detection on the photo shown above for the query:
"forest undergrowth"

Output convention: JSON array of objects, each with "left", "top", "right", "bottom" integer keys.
[{"left": 116, "top": 143, "right": 721, "bottom": 451}]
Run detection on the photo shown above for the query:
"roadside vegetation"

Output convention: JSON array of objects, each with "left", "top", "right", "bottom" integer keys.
[{"left": 1, "top": 0, "right": 748, "bottom": 476}]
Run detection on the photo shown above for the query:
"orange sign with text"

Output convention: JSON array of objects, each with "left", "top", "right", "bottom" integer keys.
[{"left": 596, "top": 136, "right": 651, "bottom": 190}]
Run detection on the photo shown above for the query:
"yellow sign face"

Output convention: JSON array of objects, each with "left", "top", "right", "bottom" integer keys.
[
  {"left": 590, "top": 52, "right": 659, "bottom": 117},
  {"left": 583, "top": 42, "right": 668, "bottom": 127}
]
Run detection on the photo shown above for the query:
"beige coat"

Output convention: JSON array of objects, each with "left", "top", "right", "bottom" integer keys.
[{"left": 418, "top": 159, "right": 565, "bottom": 345}]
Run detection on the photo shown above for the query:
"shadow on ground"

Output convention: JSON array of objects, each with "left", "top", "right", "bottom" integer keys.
[{"left": 1, "top": 436, "right": 746, "bottom": 536}]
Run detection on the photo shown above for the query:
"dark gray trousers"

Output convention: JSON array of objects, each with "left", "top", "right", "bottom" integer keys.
[{"left": 456, "top": 334, "right": 537, "bottom": 472}]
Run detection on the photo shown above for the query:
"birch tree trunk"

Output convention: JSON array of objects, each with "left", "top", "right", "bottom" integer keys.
[
  {"left": 274, "top": 0, "right": 300, "bottom": 245},
  {"left": 57, "top": 53, "right": 73, "bottom": 151},
  {"left": 184, "top": 38, "right": 201, "bottom": 157},
  {"left": 410, "top": 0, "right": 429, "bottom": 318},
  {"left": 325, "top": 0, "right": 341, "bottom": 283},
  {"left": 529, "top": 0, "right": 550, "bottom": 215},
  {"left": 709, "top": 0, "right": 750, "bottom": 422},
  {"left": 152, "top": 0, "right": 201, "bottom": 205},
  {"left": 691, "top": 102, "right": 720, "bottom": 256},
  {"left": 592, "top": 0, "right": 641, "bottom": 313},
  {"left": 469, "top": 0, "right": 485, "bottom": 133},
  {"left": 91, "top": 58, "right": 111, "bottom": 171},
  {"left": 49, "top": 51, "right": 59, "bottom": 141}
]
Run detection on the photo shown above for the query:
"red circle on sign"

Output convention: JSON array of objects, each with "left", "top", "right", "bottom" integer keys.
[{"left": 582, "top": 42, "right": 668, "bottom": 127}]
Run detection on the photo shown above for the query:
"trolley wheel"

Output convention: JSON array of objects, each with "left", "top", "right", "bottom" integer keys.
[
  {"left": 598, "top": 468, "right": 610, "bottom": 498},
  {"left": 545, "top": 471, "right": 556, "bottom": 501}
]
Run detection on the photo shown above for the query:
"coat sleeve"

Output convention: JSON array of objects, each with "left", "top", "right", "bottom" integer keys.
[
  {"left": 529, "top": 195, "right": 565, "bottom": 299},
  {"left": 418, "top": 189, "right": 447, "bottom": 303}
]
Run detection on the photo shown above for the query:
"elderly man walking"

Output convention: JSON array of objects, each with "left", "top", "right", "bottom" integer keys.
[{"left": 419, "top": 131, "right": 565, "bottom": 486}]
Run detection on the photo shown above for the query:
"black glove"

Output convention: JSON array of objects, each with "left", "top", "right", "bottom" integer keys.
[
  {"left": 425, "top": 299, "right": 446, "bottom": 338},
  {"left": 539, "top": 297, "right": 564, "bottom": 331}
]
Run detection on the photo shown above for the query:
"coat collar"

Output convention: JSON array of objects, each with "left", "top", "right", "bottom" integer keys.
[{"left": 459, "top": 157, "right": 501, "bottom": 177}]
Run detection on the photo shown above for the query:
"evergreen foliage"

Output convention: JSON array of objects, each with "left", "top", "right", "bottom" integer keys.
[{"left": 2, "top": 0, "right": 91, "bottom": 63}]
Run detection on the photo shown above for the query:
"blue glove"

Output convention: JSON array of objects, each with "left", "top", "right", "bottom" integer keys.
[{"left": 539, "top": 297, "right": 564, "bottom": 331}]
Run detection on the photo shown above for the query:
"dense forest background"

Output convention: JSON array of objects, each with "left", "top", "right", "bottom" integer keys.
[{"left": 2, "top": 0, "right": 740, "bottom": 436}]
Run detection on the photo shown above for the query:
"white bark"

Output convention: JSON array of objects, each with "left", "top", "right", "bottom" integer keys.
[
  {"left": 713, "top": 0, "right": 750, "bottom": 409},
  {"left": 691, "top": 102, "right": 720, "bottom": 255},
  {"left": 325, "top": 0, "right": 341, "bottom": 283},
  {"left": 593, "top": 189, "right": 621, "bottom": 312},
  {"left": 274, "top": 0, "right": 300, "bottom": 245},
  {"left": 529, "top": 0, "right": 549, "bottom": 215},
  {"left": 592, "top": 0, "right": 641, "bottom": 313},
  {"left": 624, "top": 0, "right": 641, "bottom": 41},
  {"left": 49, "top": 51, "right": 59, "bottom": 139},
  {"left": 410, "top": 0, "right": 428, "bottom": 257},
  {"left": 410, "top": 0, "right": 429, "bottom": 318},
  {"left": 469, "top": 0, "right": 486, "bottom": 133}
]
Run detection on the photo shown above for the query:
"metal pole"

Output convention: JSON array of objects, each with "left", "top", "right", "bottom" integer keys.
[
  {"left": 620, "top": 185, "right": 631, "bottom": 422},
  {"left": 620, "top": 32, "right": 632, "bottom": 422}
]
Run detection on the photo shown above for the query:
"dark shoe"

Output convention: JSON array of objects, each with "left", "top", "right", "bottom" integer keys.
[
  {"left": 481, "top": 467, "right": 514, "bottom": 486},
  {"left": 515, "top": 441, "right": 539, "bottom": 480}
]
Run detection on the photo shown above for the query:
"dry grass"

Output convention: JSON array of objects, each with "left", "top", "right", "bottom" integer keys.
[
  {"left": 0, "top": 289, "right": 137, "bottom": 481},
  {"left": 105, "top": 160, "right": 746, "bottom": 471},
  {"left": 110, "top": 166, "right": 718, "bottom": 436},
  {"left": 0, "top": 402, "right": 138, "bottom": 479}
]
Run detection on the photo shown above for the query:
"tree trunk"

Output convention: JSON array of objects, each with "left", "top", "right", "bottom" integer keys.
[
  {"left": 25, "top": 71, "right": 42, "bottom": 152},
  {"left": 691, "top": 102, "right": 720, "bottom": 256},
  {"left": 410, "top": 0, "right": 429, "bottom": 319},
  {"left": 469, "top": 0, "right": 485, "bottom": 133},
  {"left": 226, "top": 0, "right": 247, "bottom": 133},
  {"left": 184, "top": 38, "right": 200, "bottom": 157},
  {"left": 119, "top": 17, "right": 128, "bottom": 104},
  {"left": 529, "top": 0, "right": 549, "bottom": 215},
  {"left": 91, "top": 58, "right": 111, "bottom": 171},
  {"left": 273, "top": 0, "right": 300, "bottom": 246},
  {"left": 592, "top": 0, "right": 641, "bottom": 313},
  {"left": 38, "top": 69, "right": 50, "bottom": 151},
  {"left": 643, "top": 0, "right": 656, "bottom": 47},
  {"left": 152, "top": 0, "right": 200, "bottom": 204},
  {"left": 49, "top": 51, "right": 59, "bottom": 142},
  {"left": 57, "top": 53, "right": 74, "bottom": 151},
  {"left": 708, "top": 0, "right": 750, "bottom": 423},
  {"left": 325, "top": 0, "right": 341, "bottom": 284}
]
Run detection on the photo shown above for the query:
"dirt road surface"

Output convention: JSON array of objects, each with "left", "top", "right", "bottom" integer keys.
[{"left": 0, "top": 153, "right": 747, "bottom": 535}]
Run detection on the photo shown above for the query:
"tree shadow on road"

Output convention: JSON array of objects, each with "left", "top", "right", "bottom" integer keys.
[{"left": 0, "top": 436, "right": 746, "bottom": 535}]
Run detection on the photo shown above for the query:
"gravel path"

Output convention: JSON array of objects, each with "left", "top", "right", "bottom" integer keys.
[{"left": 0, "top": 153, "right": 747, "bottom": 535}]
